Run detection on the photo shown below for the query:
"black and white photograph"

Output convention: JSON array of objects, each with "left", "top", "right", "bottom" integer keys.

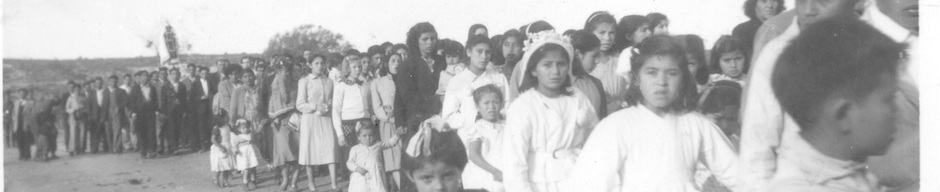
[{"left": 2, "top": 0, "right": 937, "bottom": 191}]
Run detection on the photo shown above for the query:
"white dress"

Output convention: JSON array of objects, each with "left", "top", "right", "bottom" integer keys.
[
  {"left": 347, "top": 137, "right": 401, "bottom": 192},
  {"left": 564, "top": 105, "right": 740, "bottom": 192},
  {"left": 502, "top": 89, "right": 599, "bottom": 192},
  {"left": 462, "top": 119, "right": 505, "bottom": 192},
  {"left": 232, "top": 132, "right": 262, "bottom": 170},
  {"left": 210, "top": 126, "right": 235, "bottom": 172},
  {"left": 441, "top": 69, "right": 510, "bottom": 144}
]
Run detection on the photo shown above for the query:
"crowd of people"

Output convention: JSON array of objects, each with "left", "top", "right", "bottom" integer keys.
[{"left": 4, "top": 0, "right": 919, "bottom": 191}]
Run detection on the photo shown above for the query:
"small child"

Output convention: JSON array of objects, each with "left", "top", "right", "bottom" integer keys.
[
  {"left": 462, "top": 85, "right": 506, "bottom": 192},
  {"left": 436, "top": 39, "right": 467, "bottom": 102},
  {"left": 209, "top": 110, "right": 235, "bottom": 188},
  {"left": 767, "top": 18, "right": 904, "bottom": 192},
  {"left": 402, "top": 119, "right": 469, "bottom": 192},
  {"left": 347, "top": 121, "right": 405, "bottom": 192},
  {"left": 231, "top": 119, "right": 263, "bottom": 190},
  {"left": 708, "top": 36, "right": 749, "bottom": 85}
]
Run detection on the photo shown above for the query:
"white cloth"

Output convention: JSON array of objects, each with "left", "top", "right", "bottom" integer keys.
[
  {"left": 738, "top": 17, "right": 805, "bottom": 191},
  {"left": 335, "top": 83, "right": 367, "bottom": 120},
  {"left": 200, "top": 78, "right": 209, "bottom": 96},
  {"left": 347, "top": 137, "right": 401, "bottom": 192},
  {"left": 441, "top": 69, "right": 510, "bottom": 135},
  {"left": 502, "top": 89, "right": 598, "bottom": 192},
  {"left": 436, "top": 64, "right": 467, "bottom": 96},
  {"left": 463, "top": 119, "right": 506, "bottom": 192},
  {"left": 766, "top": 138, "right": 884, "bottom": 192},
  {"left": 564, "top": 105, "right": 740, "bottom": 192},
  {"left": 97, "top": 89, "right": 106, "bottom": 106},
  {"left": 210, "top": 126, "right": 235, "bottom": 172},
  {"left": 615, "top": 46, "right": 636, "bottom": 78},
  {"left": 231, "top": 133, "right": 261, "bottom": 170},
  {"left": 590, "top": 53, "right": 628, "bottom": 112},
  {"left": 142, "top": 85, "right": 153, "bottom": 101}
]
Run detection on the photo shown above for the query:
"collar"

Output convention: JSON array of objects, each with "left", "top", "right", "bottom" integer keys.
[
  {"left": 861, "top": 1, "right": 916, "bottom": 43},
  {"left": 781, "top": 138, "right": 869, "bottom": 184}
]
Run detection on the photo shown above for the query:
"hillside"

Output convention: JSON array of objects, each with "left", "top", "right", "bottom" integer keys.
[{"left": 3, "top": 54, "right": 258, "bottom": 94}]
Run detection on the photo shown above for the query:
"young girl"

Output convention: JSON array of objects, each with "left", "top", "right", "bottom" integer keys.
[
  {"left": 565, "top": 35, "right": 739, "bottom": 191},
  {"left": 231, "top": 119, "right": 263, "bottom": 190},
  {"left": 402, "top": 118, "right": 468, "bottom": 192},
  {"left": 441, "top": 34, "right": 509, "bottom": 140},
  {"left": 647, "top": 12, "right": 670, "bottom": 35},
  {"left": 708, "top": 36, "right": 749, "bottom": 85},
  {"left": 614, "top": 15, "right": 652, "bottom": 79},
  {"left": 502, "top": 31, "right": 599, "bottom": 192},
  {"left": 692, "top": 80, "right": 742, "bottom": 192},
  {"left": 347, "top": 122, "right": 405, "bottom": 192},
  {"left": 674, "top": 34, "right": 709, "bottom": 92},
  {"left": 584, "top": 11, "right": 629, "bottom": 113},
  {"left": 333, "top": 53, "right": 373, "bottom": 181},
  {"left": 371, "top": 53, "right": 403, "bottom": 191},
  {"left": 462, "top": 85, "right": 506, "bottom": 192},
  {"left": 209, "top": 110, "right": 235, "bottom": 188},
  {"left": 295, "top": 54, "right": 341, "bottom": 192},
  {"left": 569, "top": 30, "right": 609, "bottom": 118},
  {"left": 436, "top": 39, "right": 467, "bottom": 102}
]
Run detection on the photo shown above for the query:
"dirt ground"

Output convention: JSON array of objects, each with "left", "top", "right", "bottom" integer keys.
[{"left": 3, "top": 134, "right": 349, "bottom": 192}]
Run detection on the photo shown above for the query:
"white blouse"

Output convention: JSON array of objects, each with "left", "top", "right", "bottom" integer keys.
[
  {"left": 441, "top": 69, "right": 510, "bottom": 134},
  {"left": 565, "top": 105, "right": 740, "bottom": 192},
  {"left": 502, "top": 89, "right": 599, "bottom": 192}
]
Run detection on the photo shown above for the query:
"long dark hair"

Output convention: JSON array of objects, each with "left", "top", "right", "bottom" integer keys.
[
  {"left": 625, "top": 35, "right": 698, "bottom": 112},
  {"left": 569, "top": 30, "right": 600, "bottom": 76},
  {"left": 583, "top": 11, "right": 618, "bottom": 54},
  {"left": 518, "top": 43, "right": 573, "bottom": 96},
  {"left": 709, "top": 36, "right": 750, "bottom": 75},
  {"left": 406, "top": 22, "right": 438, "bottom": 60},
  {"left": 674, "top": 34, "right": 708, "bottom": 85}
]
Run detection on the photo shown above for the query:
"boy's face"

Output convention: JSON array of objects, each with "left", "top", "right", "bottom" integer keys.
[
  {"left": 358, "top": 128, "right": 377, "bottom": 146},
  {"left": 845, "top": 75, "right": 899, "bottom": 157},
  {"left": 408, "top": 161, "right": 462, "bottom": 192},
  {"left": 476, "top": 92, "right": 502, "bottom": 122}
]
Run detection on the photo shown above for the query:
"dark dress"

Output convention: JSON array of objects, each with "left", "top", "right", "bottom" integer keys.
[{"left": 732, "top": 19, "right": 763, "bottom": 56}]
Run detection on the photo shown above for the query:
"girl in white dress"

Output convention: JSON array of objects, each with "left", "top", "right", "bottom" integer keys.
[
  {"left": 565, "top": 36, "right": 739, "bottom": 192},
  {"left": 462, "top": 85, "right": 506, "bottom": 192},
  {"left": 232, "top": 119, "right": 263, "bottom": 190},
  {"left": 209, "top": 110, "right": 234, "bottom": 188},
  {"left": 584, "top": 11, "right": 629, "bottom": 113},
  {"left": 502, "top": 31, "right": 599, "bottom": 192},
  {"left": 347, "top": 122, "right": 404, "bottom": 192}
]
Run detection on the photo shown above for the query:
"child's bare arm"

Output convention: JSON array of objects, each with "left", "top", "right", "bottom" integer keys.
[{"left": 468, "top": 139, "right": 503, "bottom": 182}]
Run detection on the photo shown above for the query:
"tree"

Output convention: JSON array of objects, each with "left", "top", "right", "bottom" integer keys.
[{"left": 263, "top": 24, "right": 353, "bottom": 57}]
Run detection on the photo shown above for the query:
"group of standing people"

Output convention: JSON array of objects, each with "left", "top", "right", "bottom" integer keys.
[{"left": 4, "top": 0, "right": 919, "bottom": 191}]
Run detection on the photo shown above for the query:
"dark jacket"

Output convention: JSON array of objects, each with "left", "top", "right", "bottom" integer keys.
[{"left": 395, "top": 55, "right": 446, "bottom": 127}]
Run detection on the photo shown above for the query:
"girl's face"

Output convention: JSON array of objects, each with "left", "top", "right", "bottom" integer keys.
[
  {"left": 371, "top": 54, "right": 383, "bottom": 66},
  {"left": 502, "top": 36, "right": 523, "bottom": 63},
  {"left": 467, "top": 43, "right": 491, "bottom": 70},
  {"left": 409, "top": 162, "right": 463, "bottom": 192},
  {"left": 719, "top": 50, "right": 746, "bottom": 79},
  {"left": 637, "top": 55, "right": 683, "bottom": 114},
  {"left": 531, "top": 50, "right": 570, "bottom": 92},
  {"left": 310, "top": 57, "right": 325, "bottom": 76},
  {"left": 578, "top": 48, "right": 601, "bottom": 72},
  {"left": 476, "top": 92, "right": 503, "bottom": 122},
  {"left": 632, "top": 23, "right": 652, "bottom": 43},
  {"left": 686, "top": 53, "right": 702, "bottom": 79},
  {"left": 241, "top": 73, "right": 256, "bottom": 86},
  {"left": 418, "top": 32, "right": 438, "bottom": 56},
  {"left": 397, "top": 48, "right": 410, "bottom": 61},
  {"left": 757, "top": 0, "right": 781, "bottom": 21},
  {"left": 389, "top": 55, "right": 402, "bottom": 75},
  {"left": 705, "top": 105, "right": 741, "bottom": 138},
  {"left": 653, "top": 20, "right": 670, "bottom": 35},
  {"left": 591, "top": 23, "right": 616, "bottom": 52},
  {"left": 349, "top": 62, "right": 363, "bottom": 78},
  {"left": 445, "top": 54, "right": 460, "bottom": 66},
  {"left": 357, "top": 128, "right": 377, "bottom": 146}
]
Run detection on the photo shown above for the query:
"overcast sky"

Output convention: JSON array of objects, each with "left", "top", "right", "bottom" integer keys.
[{"left": 3, "top": 0, "right": 795, "bottom": 59}]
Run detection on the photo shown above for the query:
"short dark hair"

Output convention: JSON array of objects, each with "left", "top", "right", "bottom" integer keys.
[
  {"left": 490, "top": 34, "right": 505, "bottom": 65},
  {"left": 698, "top": 80, "right": 743, "bottom": 114},
  {"left": 440, "top": 39, "right": 464, "bottom": 58},
  {"left": 465, "top": 34, "right": 491, "bottom": 51},
  {"left": 472, "top": 84, "right": 504, "bottom": 104},
  {"left": 709, "top": 35, "right": 750, "bottom": 75},
  {"left": 614, "top": 15, "right": 650, "bottom": 51},
  {"left": 518, "top": 43, "right": 573, "bottom": 95},
  {"left": 569, "top": 30, "right": 600, "bottom": 76},
  {"left": 367, "top": 45, "right": 385, "bottom": 57},
  {"left": 744, "top": 0, "right": 786, "bottom": 20},
  {"left": 647, "top": 12, "right": 669, "bottom": 31},
  {"left": 625, "top": 35, "right": 698, "bottom": 112},
  {"left": 402, "top": 129, "right": 468, "bottom": 174},
  {"left": 108, "top": 75, "right": 119, "bottom": 81},
  {"left": 773, "top": 17, "right": 904, "bottom": 130}
]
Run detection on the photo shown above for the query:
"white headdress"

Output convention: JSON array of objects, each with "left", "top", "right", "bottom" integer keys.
[{"left": 516, "top": 30, "right": 576, "bottom": 88}]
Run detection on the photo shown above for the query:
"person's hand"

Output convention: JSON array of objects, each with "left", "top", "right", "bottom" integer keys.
[
  {"left": 396, "top": 126, "right": 407, "bottom": 136},
  {"left": 318, "top": 103, "right": 330, "bottom": 113},
  {"left": 356, "top": 167, "right": 368, "bottom": 175},
  {"left": 338, "top": 137, "right": 347, "bottom": 147}
]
